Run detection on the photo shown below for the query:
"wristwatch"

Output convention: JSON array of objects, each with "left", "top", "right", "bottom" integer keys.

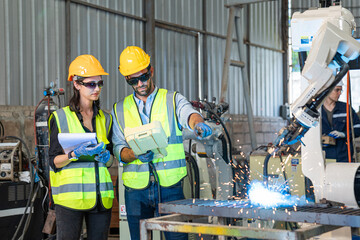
[{"left": 68, "top": 151, "right": 77, "bottom": 161}]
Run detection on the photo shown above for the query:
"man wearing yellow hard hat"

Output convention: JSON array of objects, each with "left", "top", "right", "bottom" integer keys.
[{"left": 112, "top": 46, "right": 212, "bottom": 240}]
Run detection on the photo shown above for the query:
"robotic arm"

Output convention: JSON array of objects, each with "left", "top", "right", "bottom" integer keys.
[
  {"left": 266, "top": 5, "right": 360, "bottom": 208},
  {"left": 268, "top": 5, "right": 360, "bottom": 155}
]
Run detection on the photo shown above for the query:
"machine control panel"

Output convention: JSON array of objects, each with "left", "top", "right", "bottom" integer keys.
[{"left": 0, "top": 141, "right": 22, "bottom": 181}]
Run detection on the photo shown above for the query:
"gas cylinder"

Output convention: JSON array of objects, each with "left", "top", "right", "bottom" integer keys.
[{"left": 35, "top": 97, "right": 58, "bottom": 183}]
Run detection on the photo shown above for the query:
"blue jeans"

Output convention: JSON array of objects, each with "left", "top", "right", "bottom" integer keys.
[
  {"left": 55, "top": 204, "right": 111, "bottom": 240},
  {"left": 125, "top": 181, "right": 188, "bottom": 240}
]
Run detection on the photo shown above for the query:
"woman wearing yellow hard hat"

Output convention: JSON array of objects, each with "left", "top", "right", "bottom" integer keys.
[{"left": 48, "top": 54, "right": 114, "bottom": 240}]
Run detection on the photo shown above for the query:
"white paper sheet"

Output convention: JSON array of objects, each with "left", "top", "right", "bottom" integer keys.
[{"left": 58, "top": 133, "right": 97, "bottom": 154}]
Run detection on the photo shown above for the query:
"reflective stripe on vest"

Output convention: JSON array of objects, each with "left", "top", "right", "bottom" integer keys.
[
  {"left": 49, "top": 106, "right": 114, "bottom": 210},
  {"left": 115, "top": 89, "right": 187, "bottom": 189}
]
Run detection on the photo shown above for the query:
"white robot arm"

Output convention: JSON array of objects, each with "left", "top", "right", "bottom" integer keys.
[
  {"left": 269, "top": 5, "right": 360, "bottom": 154},
  {"left": 292, "top": 21, "right": 360, "bottom": 126},
  {"left": 268, "top": 5, "right": 360, "bottom": 208}
]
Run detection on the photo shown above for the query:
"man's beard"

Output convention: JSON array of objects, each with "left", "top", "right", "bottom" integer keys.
[{"left": 134, "top": 81, "right": 152, "bottom": 96}]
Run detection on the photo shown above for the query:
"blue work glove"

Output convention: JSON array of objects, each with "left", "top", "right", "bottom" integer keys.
[
  {"left": 95, "top": 150, "right": 110, "bottom": 164},
  {"left": 194, "top": 122, "right": 212, "bottom": 139},
  {"left": 73, "top": 141, "right": 104, "bottom": 158},
  {"left": 136, "top": 150, "right": 154, "bottom": 163},
  {"left": 328, "top": 130, "right": 345, "bottom": 139}
]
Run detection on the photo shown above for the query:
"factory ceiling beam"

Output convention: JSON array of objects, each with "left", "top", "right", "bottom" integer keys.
[
  {"left": 225, "top": 0, "right": 277, "bottom": 8},
  {"left": 202, "top": 0, "right": 209, "bottom": 100},
  {"left": 281, "top": 0, "right": 289, "bottom": 105},
  {"left": 144, "top": 0, "right": 155, "bottom": 70},
  {"left": 65, "top": 0, "right": 71, "bottom": 102}
]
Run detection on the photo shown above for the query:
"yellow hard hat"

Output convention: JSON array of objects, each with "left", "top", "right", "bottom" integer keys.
[
  {"left": 119, "top": 46, "right": 150, "bottom": 76},
  {"left": 68, "top": 54, "right": 109, "bottom": 81}
]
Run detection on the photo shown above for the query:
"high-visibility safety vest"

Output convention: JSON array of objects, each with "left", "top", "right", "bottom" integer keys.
[
  {"left": 49, "top": 106, "right": 114, "bottom": 210},
  {"left": 114, "top": 89, "right": 187, "bottom": 189}
]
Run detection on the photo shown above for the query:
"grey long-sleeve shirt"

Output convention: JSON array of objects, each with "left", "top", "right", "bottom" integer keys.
[{"left": 111, "top": 87, "right": 200, "bottom": 163}]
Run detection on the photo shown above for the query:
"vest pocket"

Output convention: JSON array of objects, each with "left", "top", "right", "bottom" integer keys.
[
  {"left": 122, "top": 171, "right": 138, "bottom": 179},
  {"left": 59, "top": 168, "right": 83, "bottom": 185},
  {"left": 58, "top": 169, "right": 84, "bottom": 200}
]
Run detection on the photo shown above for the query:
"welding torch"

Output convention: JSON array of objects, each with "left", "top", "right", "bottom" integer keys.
[{"left": 268, "top": 53, "right": 349, "bottom": 156}]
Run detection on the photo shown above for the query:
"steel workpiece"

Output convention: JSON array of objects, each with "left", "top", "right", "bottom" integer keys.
[{"left": 159, "top": 199, "right": 360, "bottom": 228}]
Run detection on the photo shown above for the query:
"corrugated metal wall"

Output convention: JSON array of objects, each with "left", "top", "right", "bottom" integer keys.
[
  {"left": 155, "top": 0, "right": 202, "bottom": 29},
  {"left": 154, "top": 29, "right": 198, "bottom": 101},
  {"left": 0, "top": 0, "right": 143, "bottom": 109},
  {"left": 1, "top": 0, "right": 284, "bottom": 117},
  {"left": 0, "top": 0, "right": 66, "bottom": 106},
  {"left": 249, "top": 1, "right": 283, "bottom": 116},
  {"left": 205, "top": 0, "right": 284, "bottom": 116},
  {"left": 154, "top": 0, "right": 200, "bottom": 102},
  {"left": 70, "top": 0, "right": 144, "bottom": 109}
]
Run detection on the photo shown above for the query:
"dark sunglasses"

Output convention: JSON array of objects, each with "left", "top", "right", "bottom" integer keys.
[
  {"left": 126, "top": 66, "right": 152, "bottom": 86},
  {"left": 77, "top": 80, "right": 104, "bottom": 89}
]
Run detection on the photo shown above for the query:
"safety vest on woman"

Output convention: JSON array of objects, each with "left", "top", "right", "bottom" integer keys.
[
  {"left": 49, "top": 106, "right": 114, "bottom": 210},
  {"left": 114, "top": 88, "right": 187, "bottom": 189}
]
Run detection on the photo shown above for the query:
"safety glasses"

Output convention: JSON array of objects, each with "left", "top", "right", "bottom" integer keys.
[
  {"left": 78, "top": 80, "right": 104, "bottom": 89},
  {"left": 126, "top": 66, "right": 151, "bottom": 86}
]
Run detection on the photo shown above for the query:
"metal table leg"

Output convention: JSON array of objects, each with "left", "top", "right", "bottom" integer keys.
[
  {"left": 140, "top": 213, "right": 341, "bottom": 239},
  {"left": 140, "top": 219, "right": 151, "bottom": 240}
]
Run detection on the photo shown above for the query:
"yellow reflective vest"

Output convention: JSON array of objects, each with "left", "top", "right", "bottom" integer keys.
[
  {"left": 114, "top": 88, "right": 187, "bottom": 189},
  {"left": 49, "top": 106, "right": 114, "bottom": 210}
]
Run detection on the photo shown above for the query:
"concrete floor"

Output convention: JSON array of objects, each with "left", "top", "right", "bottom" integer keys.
[
  {"left": 108, "top": 235, "right": 120, "bottom": 240},
  {"left": 107, "top": 227, "right": 120, "bottom": 240}
]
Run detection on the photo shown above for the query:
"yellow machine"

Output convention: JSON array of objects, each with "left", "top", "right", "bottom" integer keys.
[
  {"left": 249, "top": 153, "right": 305, "bottom": 197},
  {"left": 249, "top": 152, "right": 338, "bottom": 198}
]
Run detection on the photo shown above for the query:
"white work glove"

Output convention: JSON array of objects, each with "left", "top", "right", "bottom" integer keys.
[{"left": 328, "top": 130, "right": 345, "bottom": 139}]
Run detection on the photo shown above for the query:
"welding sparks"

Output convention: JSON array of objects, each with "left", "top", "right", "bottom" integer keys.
[
  {"left": 284, "top": 155, "right": 292, "bottom": 165},
  {"left": 248, "top": 180, "right": 306, "bottom": 208}
]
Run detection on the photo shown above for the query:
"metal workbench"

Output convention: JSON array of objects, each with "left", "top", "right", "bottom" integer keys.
[{"left": 140, "top": 199, "right": 360, "bottom": 239}]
